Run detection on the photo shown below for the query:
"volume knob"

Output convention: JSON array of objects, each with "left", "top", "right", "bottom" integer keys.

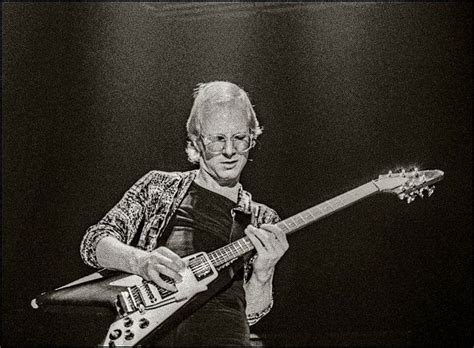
[
  {"left": 139, "top": 318, "right": 150, "bottom": 329},
  {"left": 125, "top": 330, "right": 135, "bottom": 341},
  {"left": 109, "top": 329, "right": 122, "bottom": 340},
  {"left": 123, "top": 317, "right": 133, "bottom": 327}
]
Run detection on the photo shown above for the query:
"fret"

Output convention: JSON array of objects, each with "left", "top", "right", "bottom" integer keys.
[
  {"left": 308, "top": 207, "right": 323, "bottom": 218},
  {"left": 290, "top": 216, "right": 302, "bottom": 227},
  {"left": 235, "top": 238, "right": 251, "bottom": 254},
  {"left": 278, "top": 222, "right": 290, "bottom": 234},
  {"left": 231, "top": 246, "right": 238, "bottom": 254},
  {"left": 330, "top": 196, "right": 346, "bottom": 208},
  {"left": 229, "top": 242, "right": 239, "bottom": 255},
  {"left": 293, "top": 214, "right": 305, "bottom": 226},
  {"left": 237, "top": 239, "right": 247, "bottom": 252},
  {"left": 314, "top": 204, "right": 326, "bottom": 217},
  {"left": 315, "top": 204, "right": 325, "bottom": 213},
  {"left": 347, "top": 187, "right": 366, "bottom": 201},
  {"left": 232, "top": 243, "right": 243, "bottom": 256},
  {"left": 236, "top": 239, "right": 245, "bottom": 251},
  {"left": 343, "top": 191, "right": 358, "bottom": 202},
  {"left": 210, "top": 248, "right": 232, "bottom": 268},
  {"left": 301, "top": 210, "right": 315, "bottom": 221},
  {"left": 208, "top": 253, "right": 218, "bottom": 264},
  {"left": 319, "top": 202, "right": 334, "bottom": 213},
  {"left": 221, "top": 247, "right": 231, "bottom": 258},
  {"left": 345, "top": 193, "right": 357, "bottom": 203},
  {"left": 286, "top": 219, "right": 296, "bottom": 229},
  {"left": 280, "top": 220, "right": 291, "bottom": 232}
]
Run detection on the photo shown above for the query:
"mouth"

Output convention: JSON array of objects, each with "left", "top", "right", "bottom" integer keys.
[{"left": 221, "top": 159, "right": 239, "bottom": 168}]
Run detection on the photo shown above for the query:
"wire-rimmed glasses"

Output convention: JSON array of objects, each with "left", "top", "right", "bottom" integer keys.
[{"left": 200, "top": 131, "right": 254, "bottom": 154}]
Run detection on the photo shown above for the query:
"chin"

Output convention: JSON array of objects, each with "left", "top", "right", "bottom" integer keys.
[
  {"left": 217, "top": 171, "right": 240, "bottom": 182},
  {"left": 216, "top": 167, "right": 243, "bottom": 183}
]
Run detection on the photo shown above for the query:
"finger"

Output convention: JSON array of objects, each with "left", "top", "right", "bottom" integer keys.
[
  {"left": 249, "top": 227, "right": 287, "bottom": 260},
  {"left": 261, "top": 224, "right": 289, "bottom": 250},
  {"left": 155, "top": 263, "right": 183, "bottom": 283},
  {"left": 245, "top": 226, "right": 268, "bottom": 254},
  {"left": 155, "top": 247, "right": 186, "bottom": 270},
  {"left": 148, "top": 269, "right": 177, "bottom": 292},
  {"left": 247, "top": 225, "right": 277, "bottom": 254},
  {"left": 151, "top": 251, "right": 185, "bottom": 275},
  {"left": 260, "top": 223, "right": 284, "bottom": 237},
  {"left": 251, "top": 225, "right": 277, "bottom": 244},
  {"left": 251, "top": 205, "right": 262, "bottom": 226}
]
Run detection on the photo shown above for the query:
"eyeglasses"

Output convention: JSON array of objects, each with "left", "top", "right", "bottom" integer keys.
[{"left": 200, "top": 131, "right": 254, "bottom": 154}]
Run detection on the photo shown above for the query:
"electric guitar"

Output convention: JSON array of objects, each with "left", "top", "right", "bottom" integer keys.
[{"left": 31, "top": 168, "right": 444, "bottom": 347}]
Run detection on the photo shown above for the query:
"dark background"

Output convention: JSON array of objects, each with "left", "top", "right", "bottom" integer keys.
[{"left": 2, "top": 2, "right": 471, "bottom": 346}]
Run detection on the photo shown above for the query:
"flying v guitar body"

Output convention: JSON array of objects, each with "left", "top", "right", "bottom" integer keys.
[
  {"left": 101, "top": 252, "right": 220, "bottom": 346},
  {"left": 33, "top": 251, "right": 243, "bottom": 347}
]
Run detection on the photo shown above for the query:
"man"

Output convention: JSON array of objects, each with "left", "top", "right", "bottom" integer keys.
[{"left": 80, "top": 81, "right": 288, "bottom": 346}]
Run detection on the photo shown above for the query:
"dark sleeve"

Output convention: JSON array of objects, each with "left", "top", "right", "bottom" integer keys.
[{"left": 79, "top": 171, "right": 158, "bottom": 268}]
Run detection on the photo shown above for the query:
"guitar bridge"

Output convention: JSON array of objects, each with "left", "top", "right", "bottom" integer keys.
[
  {"left": 115, "top": 277, "right": 183, "bottom": 317},
  {"left": 113, "top": 252, "right": 218, "bottom": 318},
  {"left": 115, "top": 290, "right": 136, "bottom": 316}
]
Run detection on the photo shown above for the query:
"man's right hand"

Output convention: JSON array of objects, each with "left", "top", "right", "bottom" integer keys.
[
  {"left": 96, "top": 237, "right": 187, "bottom": 292},
  {"left": 134, "top": 246, "right": 187, "bottom": 292}
]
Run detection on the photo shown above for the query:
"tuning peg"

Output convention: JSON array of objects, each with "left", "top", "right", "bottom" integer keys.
[
  {"left": 388, "top": 170, "right": 393, "bottom": 177},
  {"left": 401, "top": 169, "right": 406, "bottom": 177},
  {"left": 427, "top": 186, "right": 435, "bottom": 197},
  {"left": 406, "top": 195, "right": 416, "bottom": 204},
  {"left": 416, "top": 190, "right": 424, "bottom": 198}
]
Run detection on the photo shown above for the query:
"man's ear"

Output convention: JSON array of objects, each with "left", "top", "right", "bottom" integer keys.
[{"left": 249, "top": 137, "right": 257, "bottom": 151}]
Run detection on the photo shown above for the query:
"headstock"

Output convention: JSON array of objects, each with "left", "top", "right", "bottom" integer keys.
[{"left": 373, "top": 168, "right": 444, "bottom": 203}]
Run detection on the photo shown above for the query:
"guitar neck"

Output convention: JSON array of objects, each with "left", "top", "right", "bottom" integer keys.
[{"left": 208, "top": 181, "right": 380, "bottom": 269}]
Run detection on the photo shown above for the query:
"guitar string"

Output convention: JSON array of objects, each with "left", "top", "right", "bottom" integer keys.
[{"left": 141, "top": 194, "right": 357, "bottom": 293}]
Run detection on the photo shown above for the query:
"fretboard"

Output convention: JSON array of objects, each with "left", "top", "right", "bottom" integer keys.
[{"left": 207, "top": 181, "right": 380, "bottom": 269}]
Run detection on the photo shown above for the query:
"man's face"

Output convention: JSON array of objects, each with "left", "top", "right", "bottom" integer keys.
[{"left": 197, "top": 106, "right": 250, "bottom": 186}]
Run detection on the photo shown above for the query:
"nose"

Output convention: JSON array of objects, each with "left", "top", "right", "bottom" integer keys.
[{"left": 222, "top": 138, "right": 236, "bottom": 157}]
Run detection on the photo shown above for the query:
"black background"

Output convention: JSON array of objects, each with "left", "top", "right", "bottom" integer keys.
[{"left": 2, "top": 3, "right": 471, "bottom": 346}]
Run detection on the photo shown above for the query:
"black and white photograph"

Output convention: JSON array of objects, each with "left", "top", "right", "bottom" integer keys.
[{"left": 2, "top": 2, "right": 471, "bottom": 346}]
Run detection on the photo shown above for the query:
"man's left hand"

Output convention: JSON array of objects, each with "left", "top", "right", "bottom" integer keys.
[{"left": 244, "top": 224, "right": 289, "bottom": 283}]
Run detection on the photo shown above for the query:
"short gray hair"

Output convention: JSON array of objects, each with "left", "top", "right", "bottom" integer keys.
[{"left": 185, "top": 81, "right": 263, "bottom": 164}]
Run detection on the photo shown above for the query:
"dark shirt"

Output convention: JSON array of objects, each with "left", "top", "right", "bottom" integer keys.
[
  {"left": 154, "top": 182, "right": 250, "bottom": 346},
  {"left": 80, "top": 170, "right": 280, "bottom": 326}
]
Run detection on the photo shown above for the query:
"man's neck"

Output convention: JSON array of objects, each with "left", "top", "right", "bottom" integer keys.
[{"left": 194, "top": 169, "right": 241, "bottom": 203}]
